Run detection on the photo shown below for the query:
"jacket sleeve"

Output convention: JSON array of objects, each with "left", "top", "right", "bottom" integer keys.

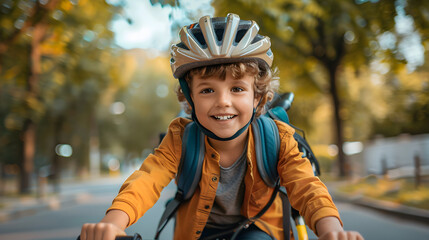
[
  {"left": 275, "top": 121, "right": 342, "bottom": 234},
  {"left": 107, "top": 118, "right": 190, "bottom": 226}
]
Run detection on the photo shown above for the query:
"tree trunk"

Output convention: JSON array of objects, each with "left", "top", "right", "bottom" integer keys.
[
  {"left": 19, "top": 22, "right": 47, "bottom": 194},
  {"left": 19, "top": 119, "right": 36, "bottom": 193},
  {"left": 51, "top": 115, "right": 64, "bottom": 193},
  {"left": 89, "top": 112, "right": 100, "bottom": 178},
  {"left": 327, "top": 64, "right": 348, "bottom": 177}
]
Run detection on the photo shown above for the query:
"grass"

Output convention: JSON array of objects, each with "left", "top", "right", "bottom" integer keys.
[{"left": 337, "top": 175, "right": 429, "bottom": 210}]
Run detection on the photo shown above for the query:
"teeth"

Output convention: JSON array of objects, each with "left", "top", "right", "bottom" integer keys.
[{"left": 214, "top": 115, "right": 234, "bottom": 120}]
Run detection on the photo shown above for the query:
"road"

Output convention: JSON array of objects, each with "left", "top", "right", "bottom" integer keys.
[{"left": 0, "top": 176, "right": 428, "bottom": 240}]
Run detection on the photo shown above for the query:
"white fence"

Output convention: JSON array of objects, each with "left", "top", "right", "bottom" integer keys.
[{"left": 363, "top": 134, "right": 429, "bottom": 179}]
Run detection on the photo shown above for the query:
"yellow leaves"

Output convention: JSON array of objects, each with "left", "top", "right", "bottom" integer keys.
[
  {"left": 41, "top": 60, "right": 54, "bottom": 73},
  {"left": 396, "top": 66, "right": 428, "bottom": 91},
  {"left": 4, "top": 114, "right": 22, "bottom": 131},
  {"left": 3, "top": 93, "right": 45, "bottom": 131},
  {"left": 53, "top": 71, "right": 65, "bottom": 86},
  {"left": 303, "top": 0, "right": 324, "bottom": 18},
  {"left": 0, "top": 17, "right": 13, "bottom": 31},
  {"left": 60, "top": 0, "right": 73, "bottom": 11},
  {"left": 75, "top": 0, "right": 97, "bottom": 19},
  {"left": 398, "top": 187, "right": 429, "bottom": 208},
  {"left": 312, "top": 144, "right": 336, "bottom": 160},
  {"left": 277, "top": 0, "right": 325, "bottom": 28},
  {"left": 40, "top": 32, "right": 67, "bottom": 56},
  {"left": 142, "top": 56, "right": 173, "bottom": 78},
  {"left": 304, "top": 58, "right": 318, "bottom": 72},
  {"left": 78, "top": 0, "right": 89, "bottom": 6},
  {"left": 26, "top": 95, "right": 42, "bottom": 113},
  {"left": 339, "top": 177, "right": 400, "bottom": 198},
  {"left": 294, "top": 34, "right": 312, "bottom": 53},
  {"left": 2, "top": 66, "right": 20, "bottom": 82},
  {"left": 118, "top": 54, "right": 137, "bottom": 87}
]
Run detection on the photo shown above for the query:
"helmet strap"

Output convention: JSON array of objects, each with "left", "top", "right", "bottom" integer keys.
[
  {"left": 179, "top": 78, "right": 194, "bottom": 109},
  {"left": 179, "top": 77, "right": 255, "bottom": 141}
]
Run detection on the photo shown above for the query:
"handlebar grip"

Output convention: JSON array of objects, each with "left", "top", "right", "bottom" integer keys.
[
  {"left": 116, "top": 237, "right": 137, "bottom": 240},
  {"left": 76, "top": 233, "right": 142, "bottom": 240}
]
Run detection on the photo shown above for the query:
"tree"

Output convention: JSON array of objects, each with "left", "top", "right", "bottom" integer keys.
[
  {"left": 0, "top": 0, "right": 121, "bottom": 193},
  {"left": 0, "top": 0, "right": 62, "bottom": 193}
]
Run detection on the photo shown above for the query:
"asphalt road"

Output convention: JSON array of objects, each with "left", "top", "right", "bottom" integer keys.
[{"left": 0, "top": 177, "right": 428, "bottom": 240}]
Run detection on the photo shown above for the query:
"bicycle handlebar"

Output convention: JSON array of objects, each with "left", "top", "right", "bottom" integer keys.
[
  {"left": 268, "top": 92, "right": 294, "bottom": 111},
  {"left": 76, "top": 233, "right": 142, "bottom": 240}
]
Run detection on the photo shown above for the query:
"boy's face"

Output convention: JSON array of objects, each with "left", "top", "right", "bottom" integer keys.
[{"left": 190, "top": 72, "right": 258, "bottom": 139}]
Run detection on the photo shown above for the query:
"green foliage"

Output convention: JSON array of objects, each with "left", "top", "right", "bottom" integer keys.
[
  {"left": 371, "top": 69, "right": 429, "bottom": 137},
  {"left": 97, "top": 54, "right": 181, "bottom": 159},
  {"left": 0, "top": 0, "right": 122, "bottom": 176}
]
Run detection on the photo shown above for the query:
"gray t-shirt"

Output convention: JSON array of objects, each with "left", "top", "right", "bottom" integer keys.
[{"left": 205, "top": 148, "right": 247, "bottom": 229}]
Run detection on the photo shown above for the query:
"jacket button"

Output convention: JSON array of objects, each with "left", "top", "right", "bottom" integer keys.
[
  {"left": 212, "top": 177, "right": 218, "bottom": 182},
  {"left": 204, "top": 205, "right": 210, "bottom": 209},
  {"left": 211, "top": 153, "right": 216, "bottom": 158},
  {"left": 196, "top": 230, "right": 202, "bottom": 234}
]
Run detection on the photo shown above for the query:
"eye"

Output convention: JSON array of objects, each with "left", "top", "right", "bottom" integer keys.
[
  {"left": 200, "top": 88, "right": 214, "bottom": 94},
  {"left": 231, "top": 87, "right": 244, "bottom": 92}
]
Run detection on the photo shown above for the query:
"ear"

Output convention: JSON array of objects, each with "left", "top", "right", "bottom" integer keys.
[
  {"left": 254, "top": 94, "right": 262, "bottom": 108},
  {"left": 184, "top": 91, "right": 193, "bottom": 113},
  {"left": 254, "top": 97, "right": 259, "bottom": 108},
  {"left": 189, "top": 91, "right": 194, "bottom": 108}
]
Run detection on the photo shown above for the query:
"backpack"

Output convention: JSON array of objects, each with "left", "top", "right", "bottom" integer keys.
[{"left": 155, "top": 93, "right": 320, "bottom": 240}]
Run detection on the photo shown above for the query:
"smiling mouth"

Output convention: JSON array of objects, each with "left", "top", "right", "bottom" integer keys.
[{"left": 212, "top": 115, "right": 236, "bottom": 121}]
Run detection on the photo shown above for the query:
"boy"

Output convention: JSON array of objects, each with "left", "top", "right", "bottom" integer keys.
[{"left": 80, "top": 14, "right": 363, "bottom": 240}]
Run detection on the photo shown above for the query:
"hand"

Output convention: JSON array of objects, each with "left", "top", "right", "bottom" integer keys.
[
  {"left": 80, "top": 222, "right": 127, "bottom": 240},
  {"left": 318, "top": 230, "right": 364, "bottom": 240}
]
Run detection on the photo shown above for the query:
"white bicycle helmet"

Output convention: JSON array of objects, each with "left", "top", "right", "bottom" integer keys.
[
  {"left": 170, "top": 13, "right": 274, "bottom": 78},
  {"left": 171, "top": 13, "right": 274, "bottom": 141}
]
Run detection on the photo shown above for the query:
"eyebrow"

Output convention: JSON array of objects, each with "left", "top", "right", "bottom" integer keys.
[
  {"left": 234, "top": 79, "right": 251, "bottom": 85},
  {"left": 193, "top": 81, "right": 212, "bottom": 89},
  {"left": 193, "top": 78, "right": 252, "bottom": 89},
  {"left": 230, "top": 79, "right": 253, "bottom": 89}
]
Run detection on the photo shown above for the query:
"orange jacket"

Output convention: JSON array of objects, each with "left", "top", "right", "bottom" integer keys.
[{"left": 108, "top": 117, "right": 341, "bottom": 239}]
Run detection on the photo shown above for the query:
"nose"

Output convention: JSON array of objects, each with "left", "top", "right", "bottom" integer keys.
[{"left": 216, "top": 90, "right": 232, "bottom": 107}]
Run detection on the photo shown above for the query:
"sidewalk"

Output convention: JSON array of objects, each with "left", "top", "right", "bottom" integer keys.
[{"left": 0, "top": 176, "right": 125, "bottom": 223}]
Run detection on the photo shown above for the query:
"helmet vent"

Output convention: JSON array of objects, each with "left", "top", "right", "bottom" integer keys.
[
  {"left": 215, "top": 29, "right": 224, "bottom": 43},
  {"left": 191, "top": 29, "right": 207, "bottom": 48},
  {"left": 177, "top": 42, "right": 189, "bottom": 50},
  {"left": 235, "top": 29, "right": 247, "bottom": 44},
  {"left": 251, "top": 35, "right": 264, "bottom": 44}
]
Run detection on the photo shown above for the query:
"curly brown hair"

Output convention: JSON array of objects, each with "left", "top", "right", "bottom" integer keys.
[{"left": 176, "top": 61, "right": 279, "bottom": 117}]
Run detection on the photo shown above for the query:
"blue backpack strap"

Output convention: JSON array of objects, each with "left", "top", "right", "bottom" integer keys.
[
  {"left": 251, "top": 116, "right": 291, "bottom": 240},
  {"left": 155, "top": 121, "right": 205, "bottom": 239},
  {"left": 251, "top": 115, "right": 280, "bottom": 188},
  {"left": 177, "top": 121, "right": 205, "bottom": 200}
]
